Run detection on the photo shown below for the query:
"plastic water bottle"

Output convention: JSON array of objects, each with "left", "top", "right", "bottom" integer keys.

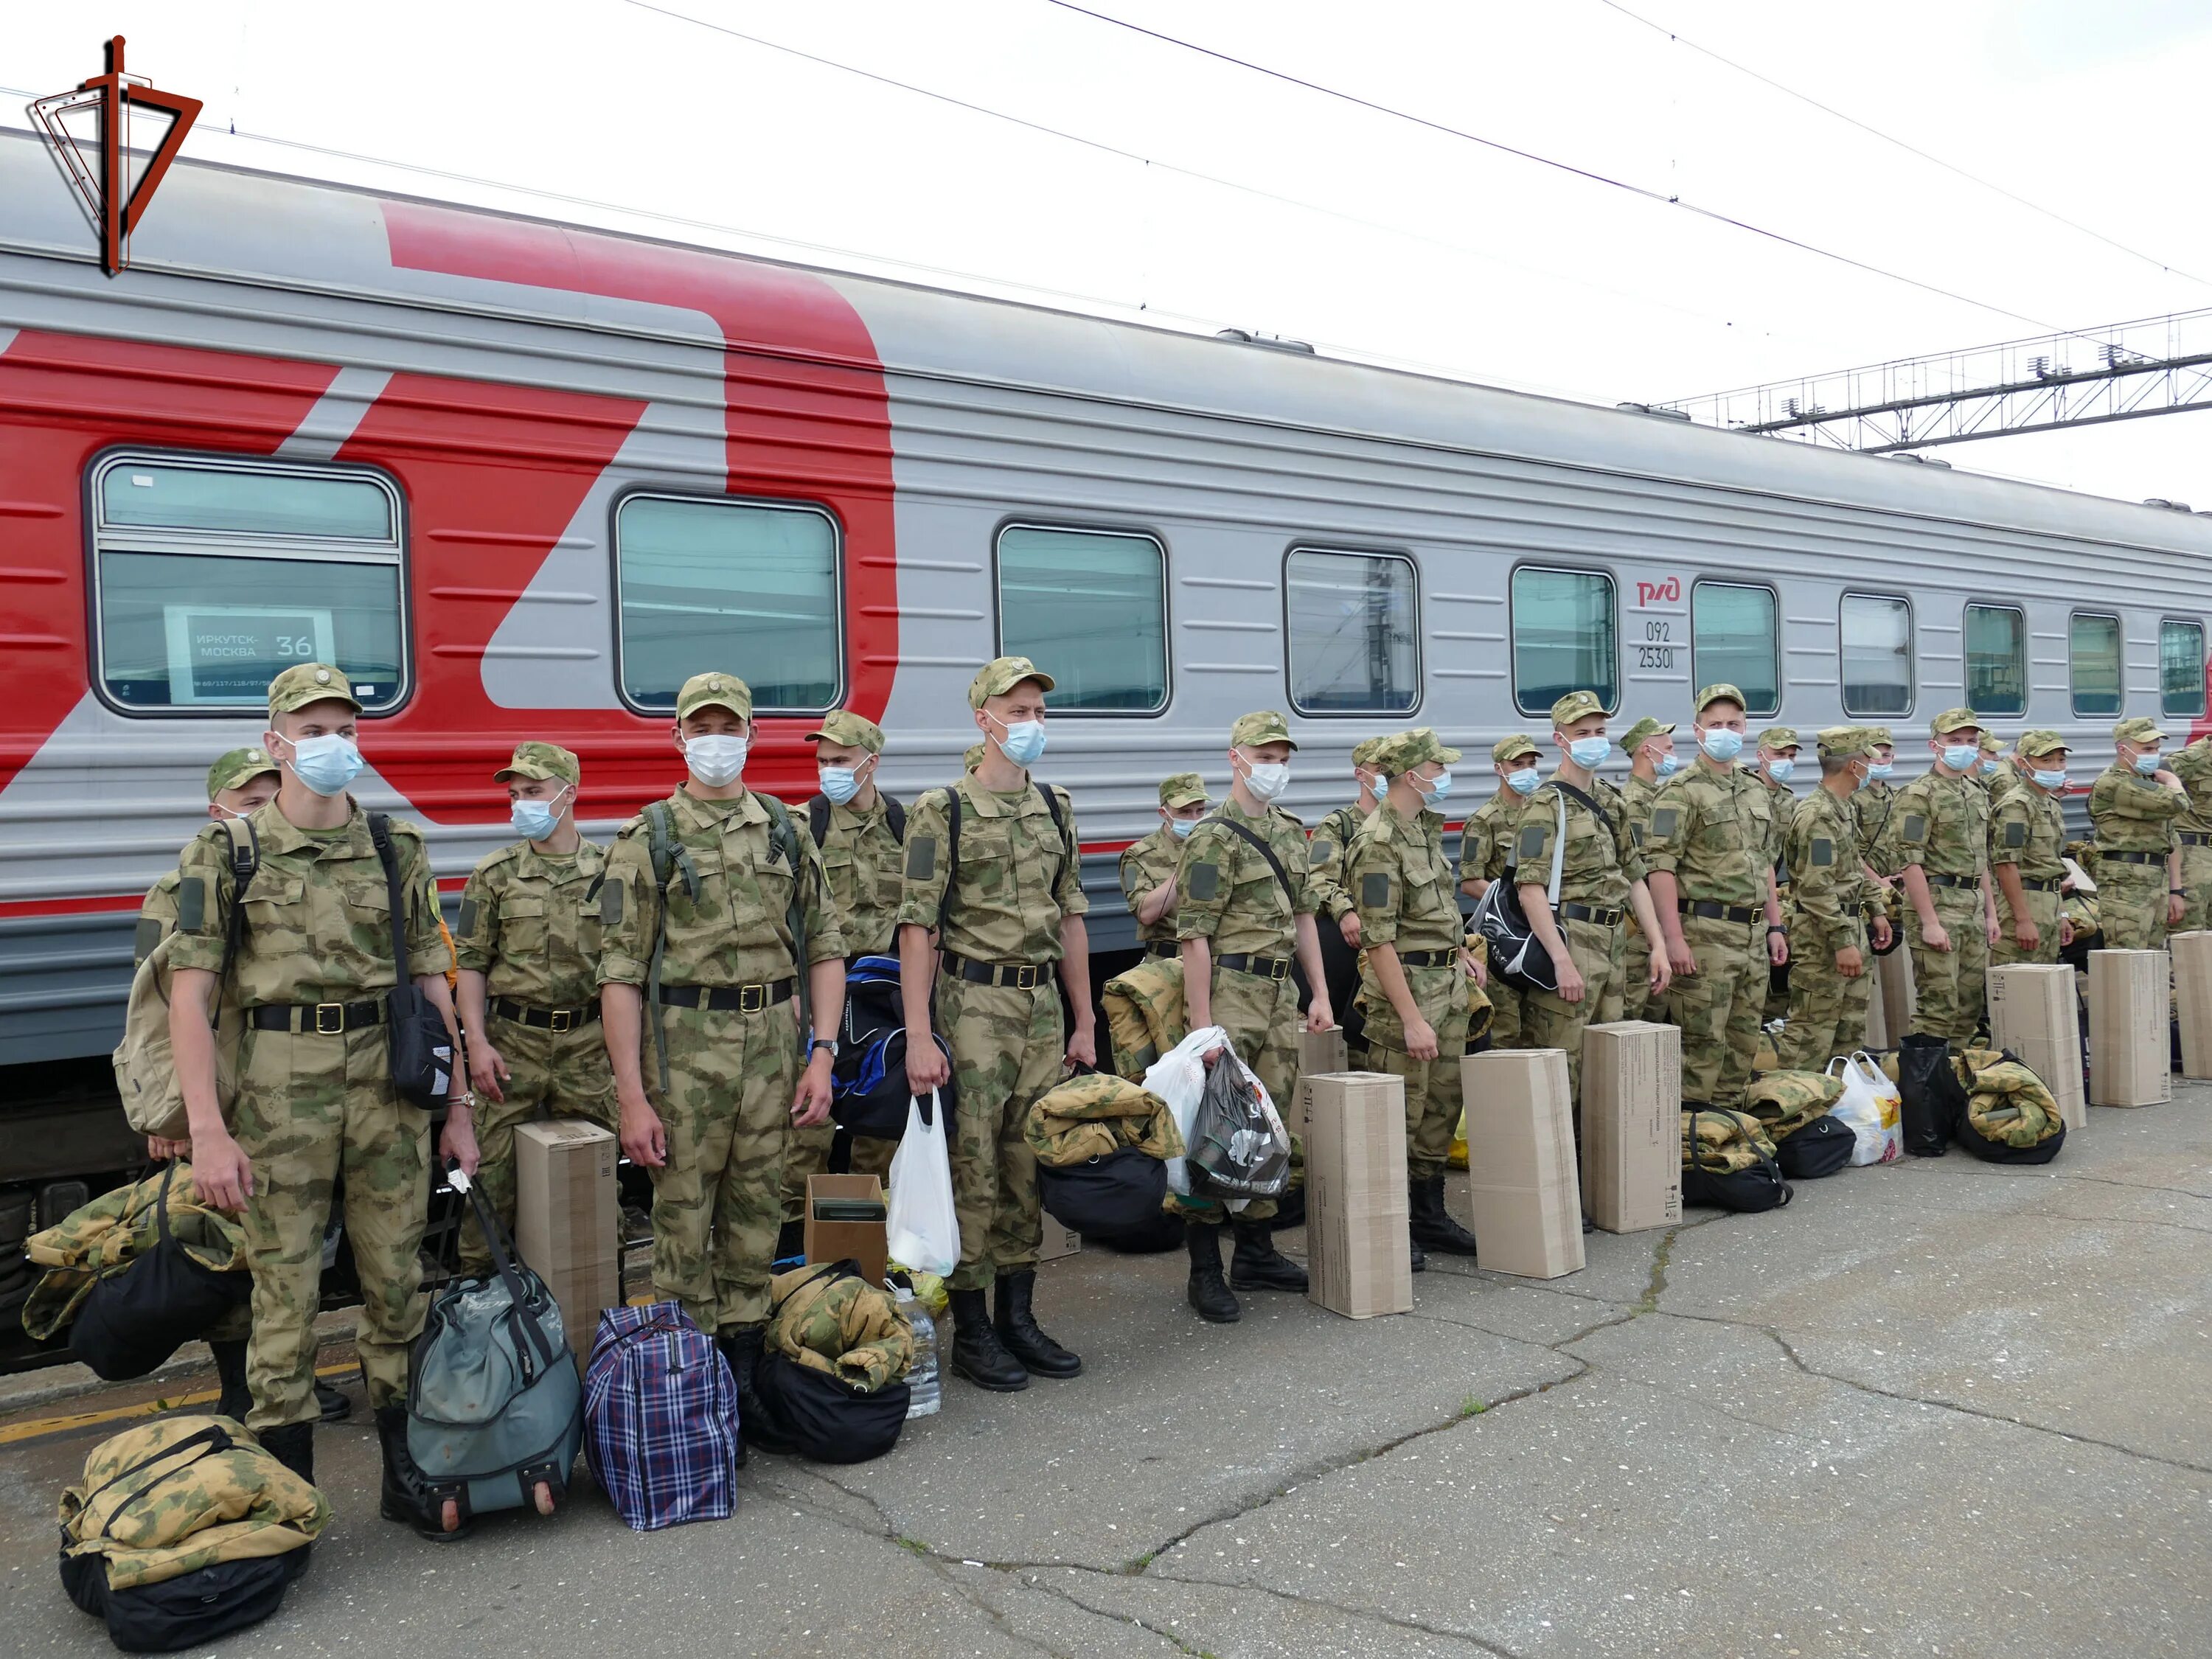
[{"left": 895, "top": 1283, "right": 940, "bottom": 1419}]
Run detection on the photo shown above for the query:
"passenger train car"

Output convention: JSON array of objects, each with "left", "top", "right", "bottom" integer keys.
[{"left": 4, "top": 127, "right": 2211, "bottom": 1203}]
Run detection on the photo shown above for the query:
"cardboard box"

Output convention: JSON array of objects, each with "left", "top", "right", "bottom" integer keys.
[
  {"left": 2171, "top": 931, "right": 2212, "bottom": 1081},
  {"left": 514, "top": 1119, "right": 621, "bottom": 1357},
  {"left": 805, "top": 1173, "right": 888, "bottom": 1287},
  {"left": 2087, "top": 949, "right": 2171, "bottom": 1108},
  {"left": 1988, "top": 963, "right": 2088, "bottom": 1130},
  {"left": 1038, "top": 1214, "right": 1082, "bottom": 1262},
  {"left": 1876, "top": 945, "right": 1916, "bottom": 1042},
  {"left": 1290, "top": 1025, "right": 1349, "bottom": 1141},
  {"left": 1303, "top": 1072, "right": 1412, "bottom": 1318},
  {"left": 1459, "top": 1051, "right": 1585, "bottom": 1280},
  {"left": 1579, "top": 1022, "right": 1683, "bottom": 1234}
]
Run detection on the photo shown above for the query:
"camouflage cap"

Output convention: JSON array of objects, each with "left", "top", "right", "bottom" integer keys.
[
  {"left": 1979, "top": 730, "right": 2006, "bottom": 755},
  {"left": 2015, "top": 728, "right": 2070, "bottom": 759},
  {"left": 1158, "top": 771, "right": 1210, "bottom": 810},
  {"left": 1229, "top": 709, "right": 1298, "bottom": 750},
  {"left": 675, "top": 672, "right": 752, "bottom": 721},
  {"left": 267, "top": 662, "right": 360, "bottom": 715},
  {"left": 1376, "top": 727, "right": 1463, "bottom": 773},
  {"left": 1492, "top": 734, "right": 1540, "bottom": 765},
  {"left": 1352, "top": 736, "right": 1391, "bottom": 768},
  {"left": 1759, "top": 726, "right": 1801, "bottom": 753},
  {"left": 2115, "top": 715, "right": 2167, "bottom": 745},
  {"left": 1815, "top": 725, "right": 1878, "bottom": 759},
  {"left": 969, "top": 655, "right": 1055, "bottom": 709},
  {"left": 494, "top": 740, "right": 580, "bottom": 785},
  {"left": 802, "top": 710, "right": 886, "bottom": 754},
  {"left": 205, "top": 746, "right": 276, "bottom": 799},
  {"left": 1928, "top": 706, "right": 1980, "bottom": 737},
  {"left": 1868, "top": 726, "right": 1895, "bottom": 748},
  {"left": 1548, "top": 689, "right": 1605, "bottom": 728},
  {"left": 1620, "top": 717, "right": 1674, "bottom": 751},
  {"left": 1694, "top": 682, "right": 1746, "bottom": 715}
]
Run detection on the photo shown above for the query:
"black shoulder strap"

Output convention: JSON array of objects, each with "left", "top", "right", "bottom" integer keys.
[
  {"left": 1036, "top": 783, "right": 1071, "bottom": 894},
  {"left": 1211, "top": 813, "right": 1295, "bottom": 902},
  {"left": 1547, "top": 779, "right": 1614, "bottom": 838},
  {"left": 884, "top": 793, "right": 907, "bottom": 844},
  {"left": 367, "top": 813, "right": 411, "bottom": 986},
  {"left": 216, "top": 816, "right": 260, "bottom": 984},
  {"left": 938, "top": 785, "right": 963, "bottom": 931},
  {"left": 808, "top": 795, "right": 830, "bottom": 849}
]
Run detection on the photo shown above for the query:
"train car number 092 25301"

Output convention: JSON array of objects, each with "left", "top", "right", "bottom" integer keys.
[{"left": 1635, "top": 619, "right": 1676, "bottom": 671}]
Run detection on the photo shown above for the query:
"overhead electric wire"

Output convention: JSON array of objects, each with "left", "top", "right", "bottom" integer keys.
[
  {"left": 1591, "top": 0, "right": 2212, "bottom": 291},
  {"left": 1039, "top": 0, "right": 2059, "bottom": 332}
]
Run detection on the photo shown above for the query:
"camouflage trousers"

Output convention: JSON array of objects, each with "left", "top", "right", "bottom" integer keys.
[
  {"left": 646, "top": 1000, "right": 797, "bottom": 1335},
  {"left": 2178, "top": 841, "right": 2212, "bottom": 934},
  {"left": 780, "top": 1123, "right": 896, "bottom": 1228},
  {"left": 1666, "top": 911, "right": 1766, "bottom": 1110},
  {"left": 1905, "top": 887, "right": 1989, "bottom": 1045},
  {"left": 231, "top": 1023, "right": 428, "bottom": 1431},
  {"left": 1354, "top": 961, "right": 1469, "bottom": 1183},
  {"left": 1520, "top": 917, "right": 1627, "bottom": 1116},
  {"left": 1621, "top": 925, "right": 1655, "bottom": 1025},
  {"left": 1778, "top": 925, "right": 1874, "bottom": 1071},
  {"left": 936, "top": 975, "right": 1060, "bottom": 1292},
  {"left": 459, "top": 1014, "right": 619, "bottom": 1278},
  {"left": 1989, "top": 886, "right": 2064, "bottom": 967},
  {"left": 1484, "top": 945, "right": 1525, "bottom": 1048},
  {"left": 2099, "top": 866, "right": 2170, "bottom": 952},
  {"left": 1168, "top": 963, "right": 1301, "bottom": 1222}
]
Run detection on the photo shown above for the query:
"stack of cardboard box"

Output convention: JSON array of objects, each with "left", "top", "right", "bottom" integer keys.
[
  {"left": 1304, "top": 1072, "right": 1411, "bottom": 1318},
  {"left": 1290, "top": 1025, "right": 1349, "bottom": 1142},
  {"left": 2087, "top": 949, "right": 2171, "bottom": 1109},
  {"left": 2169, "top": 931, "right": 2212, "bottom": 1082},
  {"left": 515, "top": 1119, "right": 622, "bottom": 1359},
  {"left": 1988, "top": 963, "right": 2087, "bottom": 1130},
  {"left": 1579, "top": 1022, "right": 1683, "bottom": 1234},
  {"left": 1460, "top": 1050, "right": 1584, "bottom": 1279}
]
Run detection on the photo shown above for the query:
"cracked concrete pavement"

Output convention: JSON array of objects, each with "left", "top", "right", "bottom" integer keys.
[{"left": 3, "top": 1093, "right": 2206, "bottom": 1657}]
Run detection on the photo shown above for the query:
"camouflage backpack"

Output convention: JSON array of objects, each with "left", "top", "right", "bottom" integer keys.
[
  {"left": 1742, "top": 1071, "right": 1845, "bottom": 1141},
  {"left": 1950, "top": 1048, "right": 2067, "bottom": 1164},
  {"left": 1024, "top": 1071, "right": 1184, "bottom": 1167},
  {"left": 1103, "top": 955, "right": 1186, "bottom": 1080}
]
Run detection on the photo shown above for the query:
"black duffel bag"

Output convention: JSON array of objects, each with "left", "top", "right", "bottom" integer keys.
[
  {"left": 1896, "top": 1033, "right": 1966, "bottom": 1158},
  {"left": 830, "top": 956, "right": 952, "bottom": 1140},
  {"left": 71, "top": 1163, "right": 249, "bottom": 1382},
  {"left": 1037, "top": 1147, "right": 1169, "bottom": 1238},
  {"left": 1775, "top": 1114, "right": 1854, "bottom": 1180},
  {"left": 1682, "top": 1110, "right": 1794, "bottom": 1214},
  {"left": 63, "top": 1551, "right": 305, "bottom": 1655},
  {"left": 746, "top": 1353, "right": 910, "bottom": 1464}
]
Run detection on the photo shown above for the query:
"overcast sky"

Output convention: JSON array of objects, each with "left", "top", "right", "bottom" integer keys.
[{"left": 11, "top": 0, "right": 2212, "bottom": 504}]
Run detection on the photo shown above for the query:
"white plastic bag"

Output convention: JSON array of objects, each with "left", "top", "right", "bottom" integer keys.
[
  {"left": 886, "top": 1090, "right": 960, "bottom": 1276},
  {"left": 1828, "top": 1051, "right": 1903, "bottom": 1166},
  {"left": 1142, "top": 1025, "right": 1287, "bottom": 1201}
]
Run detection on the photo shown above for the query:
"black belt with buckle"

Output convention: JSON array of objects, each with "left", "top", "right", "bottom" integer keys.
[
  {"left": 251, "top": 999, "right": 385, "bottom": 1034},
  {"left": 1398, "top": 948, "right": 1458, "bottom": 969},
  {"left": 656, "top": 978, "right": 797, "bottom": 1014},
  {"left": 2020, "top": 876, "right": 2064, "bottom": 893},
  {"left": 945, "top": 955, "right": 1051, "bottom": 990},
  {"left": 1217, "top": 953, "right": 1295, "bottom": 980},
  {"left": 2182, "top": 832, "right": 2212, "bottom": 848},
  {"left": 1558, "top": 902, "right": 1625, "bottom": 927},
  {"left": 1924, "top": 872, "right": 1976, "bottom": 889},
  {"left": 1145, "top": 939, "right": 1180, "bottom": 958},
  {"left": 1680, "top": 900, "right": 1759, "bottom": 924},
  {"left": 2103, "top": 849, "right": 2161, "bottom": 866},
  {"left": 491, "top": 996, "right": 601, "bottom": 1032}
]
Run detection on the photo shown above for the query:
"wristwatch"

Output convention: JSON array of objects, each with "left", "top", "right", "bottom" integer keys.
[{"left": 808, "top": 1037, "right": 839, "bottom": 1061}]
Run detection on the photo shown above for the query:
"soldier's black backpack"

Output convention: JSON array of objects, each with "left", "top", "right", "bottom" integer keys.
[
  {"left": 931, "top": 780, "right": 1070, "bottom": 929},
  {"left": 806, "top": 792, "right": 906, "bottom": 851},
  {"left": 828, "top": 954, "right": 953, "bottom": 1141}
]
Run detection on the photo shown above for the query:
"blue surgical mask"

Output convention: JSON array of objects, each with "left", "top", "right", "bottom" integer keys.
[
  {"left": 282, "top": 732, "right": 364, "bottom": 797},
  {"left": 992, "top": 717, "right": 1047, "bottom": 768},
  {"left": 1169, "top": 815, "right": 1197, "bottom": 838},
  {"left": 2032, "top": 768, "right": 2067, "bottom": 790},
  {"left": 818, "top": 765, "right": 862, "bottom": 805},
  {"left": 1979, "top": 758, "right": 2001, "bottom": 777},
  {"left": 1417, "top": 768, "right": 1453, "bottom": 804},
  {"left": 1700, "top": 728, "right": 1745, "bottom": 763},
  {"left": 510, "top": 792, "right": 565, "bottom": 842},
  {"left": 1941, "top": 744, "right": 1978, "bottom": 772},
  {"left": 1567, "top": 737, "right": 1612, "bottom": 770},
  {"left": 2133, "top": 751, "right": 2161, "bottom": 776},
  {"left": 1866, "top": 762, "right": 1893, "bottom": 780},
  {"left": 1505, "top": 768, "right": 1542, "bottom": 796},
  {"left": 1653, "top": 751, "right": 1681, "bottom": 778},
  {"left": 1764, "top": 759, "right": 1795, "bottom": 785}
]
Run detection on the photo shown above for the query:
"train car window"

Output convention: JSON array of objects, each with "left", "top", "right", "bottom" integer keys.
[
  {"left": 1691, "top": 582, "right": 1778, "bottom": 717},
  {"left": 91, "top": 453, "right": 406, "bottom": 714},
  {"left": 1840, "top": 593, "right": 1913, "bottom": 718},
  {"left": 2069, "top": 612, "right": 2123, "bottom": 717},
  {"left": 616, "top": 495, "right": 841, "bottom": 713},
  {"left": 997, "top": 525, "right": 1167, "bottom": 712},
  {"left": 2160, "top": 619, "right": 2206, "bottom": 718},
  {"left": 1285, "top": 549, "right": 1419, "bottom": 714},
  {"left": 1511, "top": 567, "right": 1618, "bottom": 715},
  {"left": 1963, "top": 603, "right": 2027, "bottom": 717}
]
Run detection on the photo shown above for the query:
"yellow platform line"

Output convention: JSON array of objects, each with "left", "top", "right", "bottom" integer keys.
[{"left": 0, "top": 1360, "right": 356, "bottom": 1447}]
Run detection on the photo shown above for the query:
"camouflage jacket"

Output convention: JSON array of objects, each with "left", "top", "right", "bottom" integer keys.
[
  {"left": 817, "top": 797, "right": 904, "bottom": 958},
  {"left": 1641, "top": 761, "right": 1778, "bottom": 910},
  {"left": 167, "top": 801, "right": 447, "bottom": 1002},
  {"left": 1620, "top": 771, "right": 1667, "bottom": 858},
  {"left": 599, "top": 787, "right": 844, "bottom": 990},
  {"left": 1177, "top": 796, "right": 1317, "bottom": 957},
  {"left": 1989, "top": 782, "right": 2069, "bottom": 891},
  {"left": 1102, "top": 954, "right": 1186, "bottom": 1081},
  {"left": 136, "top": 870, "right": 181, "bottom": 967},
  {"left": 453, "top": 838, "right": 607, "bottom": 1007},
  {"left": 896, "top": 773, "right": 1087, "bottom": 964},
  {"left": 1854, "top": 779, "right": 1903, "bottom": 876},
  {"left": 766, "top": 1264, "right": 914, "bottom": 1393},
  {"left": 1759, "top": 775, "right": 1798, "bottom": 888},
  {"left": 2087, "top": 760, "right": 2185, "bottom": 856},
  {"left": 2167, "top": 736, "right": 2212, "bottom": 836},
  {"left": 1307, "top": 802, "right": 1367, "bottom": 921},
  {"left": 1349, "top": 801, "right": 1463, "bottom": 954},
  {"left": 1891, "top": 771, "right": 1989, "bottom": 882},
  {"left": 1782, "top": 787, "right": 1868, "bottom": 951},
  {"left": 1456, "top": 786, "right": 1525, "bottom": 889},
  {"left": 1510, "top": 775, "right": 1644, "bottom": 910},
  {"left": 1118, "top": 827, "right": 1184, "bottom": 947},
  {"left": 1023, "top": 1071, "right": 1184, "bottom": 1166}
]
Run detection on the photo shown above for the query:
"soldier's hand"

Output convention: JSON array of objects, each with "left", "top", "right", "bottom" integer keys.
[
  {"left": 1460, "top": 946, "right": 1487, "bottom": 987},
  {"left": 1669, "top": 939, "right": 1698, "bottom": 977},
  {"left": 439, "top": 1111, "right": 481, "bottom": 1178},
  {"left": 1983, "top": 914, "right": 2000, "bottom": 947},
  {"left": 1338, "top": 912, "right": 1363, "bottom": 949},
  {"left": 1871, "top": 917, "right": 1893, "bottom": 952},
  {"left": 791, "top": 1056, "right": 833, "bottom": 1128},
  {"left": 1065, "top": 1027, "right": 1098, "bottom": 1070},
  {"left": 1768, "top": 931, "right": 1790, "bottom": 968},
  {"left": 907, "top": 1038, "right": 952, "bottom": 1097},
  {"left": 2060, "top": 915, "right": 2076, "bottom": 947},
  {"left": 619, "top": 1099, "right": 668, "bottom": 1168},
  {"left": 2170, "top": 891, "right": 2188, "bottom": 927},
  {"left": 1835, "top": 945, "right": 1864, "bottom": 979},
  {"left": 147, "top": 1135, "right": 190, "bottom": 1161},
  {"left": 193, "top": 1130, "right": 254, "bottom": 1212},
  {"left": 469, "top": 1039, "right": 509, "bottom": 1105},
  {"left": 1648, "top": 955, "right": 1672, "bottom": 998},
  {"left": 2155, "top": 768, "right": 2183, "bottom": 791},
  {"left": 2014, "top": 917, "right": 2039, "bottom": 950},
  {"left": 1554, "top": 955, "right": 1586, "bottom": 1004},
  {"left": 1405, "top": 1016, "right": 1439, "bottom": 1062},
  {"left": 1924, "top": 920, "right": 1952, "bottom": 953},
  {"left": 1305, "top": 995, "right": 1335, "bottom": 1034}
]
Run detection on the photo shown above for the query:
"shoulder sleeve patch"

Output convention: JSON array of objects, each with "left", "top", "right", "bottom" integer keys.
[
  {"left": 1361, "top": 872, "right": 1391, "bottom": 909},
  {"left": 1810, "top": 837, "right": 1834, "bottom": 867},
  {"left": 1517, "top": 823, "right": 1547, "bottom": 861},
  {"left": 599, "top": 881, "right": 624, "bottom": 925},
  {"left": 1312, "top": 838, "right": 1333, "bottom": 865},
  {"left": 905, "top": 834, "right": 936, "bottom": 880},
  {"left": 1651, "top": 805, "right": 1680, "bottom": 838},
  {"left": 1187, "top": 861, "right": 1221, "bottom": 901},
  {"left": 1901, "top": 813, "right": 1928, "bottom": 844},
  {"left": 457, "top": 897, "right": 479, "bottom": 937},
  {"left": 1630, "top": 822, "right": 1646, "bottom": 847},
  {"left": 178, "top": 875, "right": 205, "bottom": 936},
  {"left": 133, "top": 916, "right": 163, "bottom": 965},
  {"left": 2003, "top": 820, "right": 2027, "bottom": 849}
]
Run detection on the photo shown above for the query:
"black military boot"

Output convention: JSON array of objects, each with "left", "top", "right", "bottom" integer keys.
[
  {"left": 1185, "top": 1222, "right": 1241, "bottom": 1323},
  {"left": 258, "top": 1421, "right": 314, "bottom": 1487},
  {"left": 1407, "top": 1228, "right": 1427, "bottom": 1273},
  {"left": 378, "top": 1402, "right": 469, "bottom": 1542},
  {"left": 717, "top": 1326, "right": 768, "bottom": 1466},
  {"left": 314, "top": 1379, "right": 352, "bottom": 1423},
  {"left": 994, "top": 1270, "right": 1082, "bottom": 1377},
  {"left": 947, "top": 1287, "right": 1029, "bottom": 1391},
  {"left": 209, "top": 1339, "right": 251, "bottom": 1424},
  {"left": 1229, "top": 1219, "right": 1308, "bottom": 1293},
  {"left": 1409, "top": 1175, "right": 1479, "bottom": 1257}
]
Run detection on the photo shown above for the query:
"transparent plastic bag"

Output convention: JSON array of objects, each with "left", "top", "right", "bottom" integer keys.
[
  {"left": 886, "top": 1091, "right": 959, "bottom": 1276},
  {"left": 1827, "top": 1050, "right": 1903, "bottom": 1166}
]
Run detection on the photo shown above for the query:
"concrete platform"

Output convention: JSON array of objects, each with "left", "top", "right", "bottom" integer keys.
[{"left": 3, "top": 1092, "right": 2206, "bottom": 1657}]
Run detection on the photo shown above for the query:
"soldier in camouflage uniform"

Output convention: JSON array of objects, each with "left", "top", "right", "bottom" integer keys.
[
  {"left": 1976, "top": 730, "right": 2012, "bottom": 795},
  {"left": 897, "top": 657, "right": 1093, "bottom": 1392},
  {"left": 779, "top": 712, "right": 908, "bottom": 1248},
  {"left": 1643, "top": 684, "right": 1786, "bottom": 1110},
  {"left": 1349, "top": 728, "right": 1480, "bottom": 1266},
  {"left": 1458, "top": 734, "right": 1544, "bottom": 1049},
  {"left": 599, "top": 672, "right": 846, "bottom": 1455},
  {"left": 1512, "top": 692, "right": 1670, "bottom": 1115},
  {"left": 1309, "top": 737, "right": 1387, "bottom": 945},
  {"left": 1174, "top": 712, "right": 1329, "bottom": 1320},
  {"left": 1778, "top": 728, "right": 1893, "bottom": 1070},
  {"left": 1754, "top": 728, "right": 1802, "bottom": 1025},
  {"left": 1989, "top": 731, "right": 2074, "bottom": 967},
  {"left": 165, "top": 664, "right": 462, "bottom": 1531},
  {"left": 1618, "top": 717, "right": 1680, "bottom": 1023},
  {"left": 445, "top": 741, "right": 618, "bottom": 1279},
  {"left": 1119, "top": 773, "right": 1211, "bottom": 956},
  {"left": 2088, "top": 715, "right": 2188, "bottom": 949},
  {"left": 2170, "top": 731, "right": 2212, "bottom": 934},
  {"left": 1892, "top": 709, "right": 2000, "bottom": 1046}
]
